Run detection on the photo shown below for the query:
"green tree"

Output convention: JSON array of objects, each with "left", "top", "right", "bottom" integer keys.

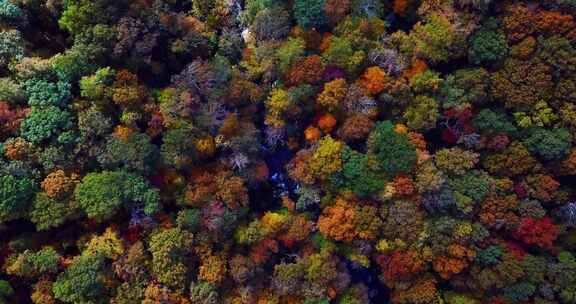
[
  {"left": 522, "top": 127, "right": 572, "bottom": 161},
  {"left": 368, "top": 121, "right": 417, "bottom": 175},
  {"left": 331, "top": 147, "right": 384, "bottom": 197},
  {"left": 0, "top": 30, "right": 24, "bottom": 67},
  {"left": 0, "top": 280, "right": 13, "bottom": 304},
  {"left": 322, "top": 36, "right": 365, "bottom": 74},
  {"left": 24, "top": 79, "right": 71, "bottom": 107},
  {"left": 294, "top": 0, "right": 327, "bottom": 29},
  {"left": 472, "top": 109, "right": 517, "bottom": 136},
  {"left": 189, "top": 282, "right": 219, "bottom": 304},
  {"left": 0, "top": 0, "right": 25, "bottom": 26},
  {"left": 0, "top": 174, "right": 35, "bottom": 222},
  {"left": 20, "top": 106, "right": 74, "bottom": 144},
  {"left": 53, "top": 254, "right": 107, "bottom": 304},
  {"left": 74, "top": 171, "right": 160, "bottom": 221},
  {"left": 149, "top": 228, "right": 192, "bottom": 291},
  {"left": 5, "top": 247, "right": 61, "bottom": 278},
  {"left": 98, "top": 133, "right": 159, "bottom": 174},
  {"left": 468, "top": 18, "right": 508, "bottom": 66},
  {"left": 403, "top": 95, "right": 439, "bottom": 131},
  {"left": 29, "top": 193, "right": 76, "bottom": 231}
]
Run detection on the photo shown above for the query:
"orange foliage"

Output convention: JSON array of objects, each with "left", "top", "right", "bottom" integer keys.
[
  {"left": 317, "top": 78, "right": 347, "bottom": 111},
  {"left": 317, "top": 198, "right": 357, "bottom": 242},
  {"left": 356, "top": 66, "right": 390, "bottom": 96},
  {"left": 317, "top": 113, "right": 337, "bottom": 133},
  {"left": 285, "top": 55, "right": 325, "bottom": 86},
  {"left": 198, "top": 254, "right": 227, "bottom": 285},
  {"left": 3, "top": 137, "right": 31, "bottom": 160},
  {"left": 534, "top": 10, "right": 575, "bottom": 36},
  {"left": 324, "top": 0, "right": 350, "bottom": 25},
  {"left": 286, "top": 150, "right": 315, "bottom": 185},
  {"left": 393, "top": 0, "right": 410, "bottom": 16},
  {"left": 392, "top": 278, "right": 438, "bottom": 304},
  {"left": 408, "top": 132, "right": 427, "bottom": 150},
  {"left": 403, "top": 58, "right": 428, "bottom": 79},
  {"left": 278, "top": 215, "right": 313, "bottom": 247},
  {"left": 112, "top": 69, "right": 146, "bottom": 108},
  {"left": 433, "top": 256, "right": 467, "bottom": 280},
  {"left": 479, "top": 193, "right": 519, "bottom": 229},
  {"left": 250, "top": 238, "right": 278, "bottom": 265},
  {"left": 113, "top": 125, "right": 134, "bottom": 141},
  {"left": 41, "top": 170, "right": 79, "bottom": 200},
  {"left": 319, "top": 33, "right": 333, "bottom": 52},
  {"left": 304, "top": 126, "right": 321, "bottom": 142},
  {"left": 557, "top": 148, "right": 576, "bottom": 175},
  {"left": 379, "top": 250, "right": 424, "bottom": 281},
  {"left": 522, "top": 174, "right": 559, "bottom": 203},
  {"left": 500, "top": 3, "right": 536, "bottom": 42},
  {"left": 394, "top": 175, "right": 415, "bottom": 197}
]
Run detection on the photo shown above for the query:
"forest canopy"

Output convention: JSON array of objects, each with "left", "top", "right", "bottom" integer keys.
[{"left": 0, "top": 0, "right": 575, "bottom": 303}]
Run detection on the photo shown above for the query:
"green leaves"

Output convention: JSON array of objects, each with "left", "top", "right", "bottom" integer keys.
[
  {"left": 74, "top": 171, "right": 160, "bottom": 221},
  {"left": 53, "top": 254, "right": 107, "bottom": 304},
  {"left": 0, "top": 174, "right": 35, "bottom": 222},
  {"left": 368, "top": 121, "right": 417, "bottom": 175},
  {"left": 20, "top": 106, "right": 74, "bottom": 144},
  {"left": 294, "top": 0, "right": 327, "bottom": 29},
  {"left": 468, "top": 18, "right": 508, "bottom": 66}
]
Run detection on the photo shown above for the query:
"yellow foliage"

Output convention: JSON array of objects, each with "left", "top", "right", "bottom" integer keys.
[{"left": 85, "top": 227, "right": 125, "bottom": 260}]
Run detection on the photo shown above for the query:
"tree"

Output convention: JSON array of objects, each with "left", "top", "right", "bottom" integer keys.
[
  {"left": 468, "top": 18, "right": 509, "bottom": 66},
  {"left": 79, "top": 67, "right": 115, "bottom": 102},
  {"left": 367, "top": 121, "right": 417, "bottom": 175},
  {"left": 338, "top": 113, "right": 374, "bottom": 143},
  {"left": 410, "top": 13, "right": 457, "bottom": 62},
  {"left": 308, "top": 136, "right": 344, "bottom": 180},
  {"left": 24, "top": 79, "right": 71, "bottom": 107},
  {"left": 491, "top": 58, "right": 553, "bottom": 111},
  {"left": 356, "top": 66, "right": 389, "bottom": 96},
  {"left": 513, "top": 217, "right": 559, "bottom": 249},
  {"left": 285, "top": 55, "right": 325, "bottom": 86},
  {"left": 318, "top": 198, "right": 357, "bottom": 242},
  {"left": 331, "top": 147, "right": 383, "bottom": 197},
  {"left": 5, "top": 247, "right": 60, "bottom": 278},
  {"left": 0, "top": 280, "right": 13, "bottom": 304},
  {"left": 403, "top": 95, "right": 439, "bottom": 131},
  {"left": 160, "top": 126, "right": 198, "bottom": 170},
  {"left": 322, "top": 36, "right": 365, "bottom": 74},
  {"left": 0, "top": 0, "right": 25, "bottom": 26},
  {"left": 251, "top": 6, "right": 291, "bottom": 41},
  {"left": 0, "top": 174, "right": 35, "bottom": 222},
  {"left": 52, "top": 42, "right": 102, "bottom": 82},
  {"left": 189, "top": 282, "right": 219, "bottom": 304},
  {"left": 294, "top": 0, "right": 328, "bottom": 29},
  {"left": 98, "top": 133, "right": 159, "bottom": 174},
  {"left": 148, "top": 228, "right": 192, "bottom": 291},
  {"left": 41, "top": 170, "right": 78, "bottom": 200},
  {"left": 20, "top": 106, "right": 74, "bottom": 144},
  {"left": 276, "top": 38, "right": 305, "bottom": 73},
  {"left": 317, "top": 78, "right": 347, "bottom": 112},
  {"left": 440, "top": 68, "right": 490, "bottom": 109},
  {"left": 53, "top": 254, "right": 108, "bottom": 304},
  {"left": 522, "top": 127, "right": 572, "bottom": 161},
  {"left": 29, "top": 193, "right": 76, "bottom": 231},
  {"left": 0, "top": 30, "right": 24, "bottom": 68},
  {"left": 434, "top": 147, "right": 479, "bottom": 176},
  {"left": 74, "top": 171, "right": 160, "bottom": 221}
]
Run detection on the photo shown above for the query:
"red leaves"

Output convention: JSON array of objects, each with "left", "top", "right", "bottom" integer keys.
[
  {"left": 378, "top": 250, "right": 424, "bottom": 281},
  {"left": 513, "top": 217, "right": 559, "bottom": 249}
]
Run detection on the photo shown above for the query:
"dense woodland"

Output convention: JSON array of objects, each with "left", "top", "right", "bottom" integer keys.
[{"left": 1, "top": 0, "right": 576, "bottom": 303}]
